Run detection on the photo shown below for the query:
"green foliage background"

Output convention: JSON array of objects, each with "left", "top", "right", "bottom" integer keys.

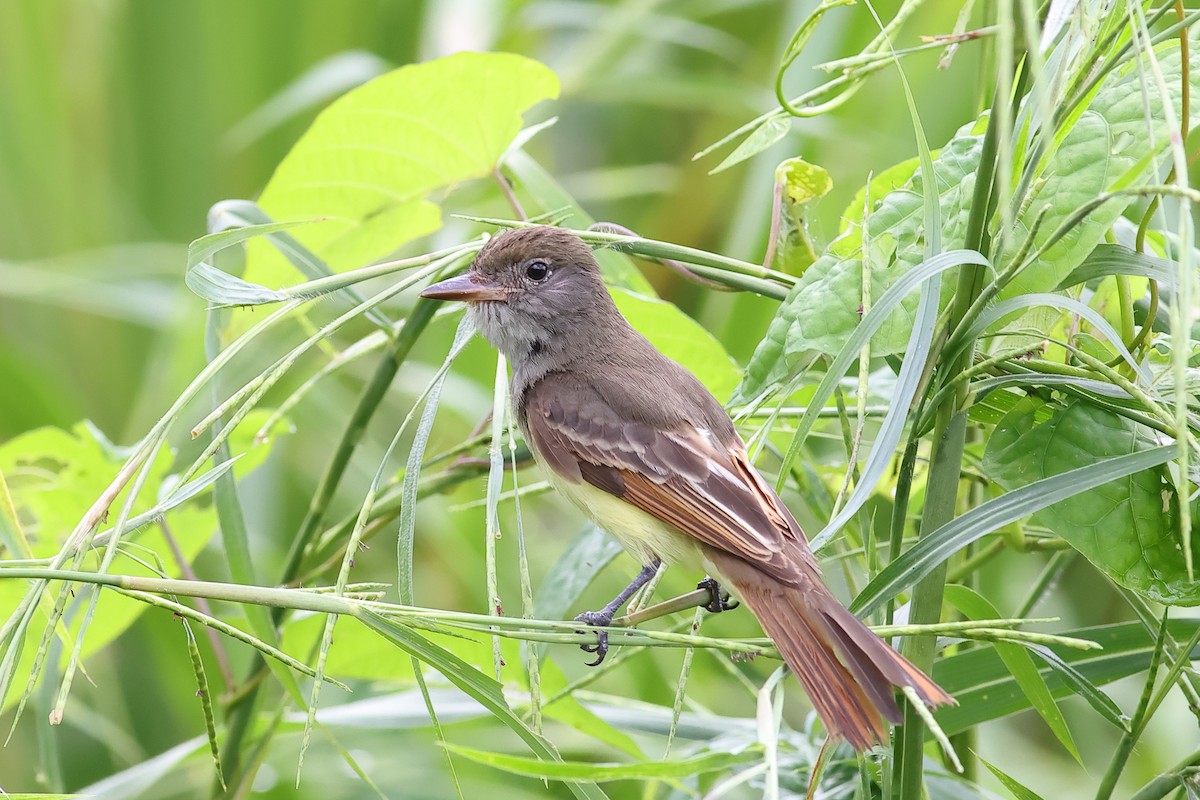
[{"left": 1, "top": 2, "right": 1198, "bottom": 799}]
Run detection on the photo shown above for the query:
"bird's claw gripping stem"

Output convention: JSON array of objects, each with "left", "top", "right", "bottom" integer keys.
[
  {"left": 697, "top": 577, "right": 739, "bottom": 613},
  {"left": 573, "top": 609, "right": 614, "bottom": 666},
  {"left": 573, "top": 559, "right": 660, "bottom": 667}
]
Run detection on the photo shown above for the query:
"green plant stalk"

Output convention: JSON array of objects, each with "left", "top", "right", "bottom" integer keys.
[
  {"left": 1017, "top": 357, "right": 1180, "bottom": 438},
  {"left": 893, "top": 33, "right": 1009, "bottom": 794},
  {"left": 222, "top": 298, "right": 439, "bottom": 787},
  {"left": 885, "top": 429, "right": 923, "bottom": 629},
  {"left": 1014, "top": 550, "right": 1075, "bottom": 618},
  {"left": 1138, "top": 623, "right": 1200, "bottom": 736},
  {"left": 893, "top": 410, "right": 968, "bottom": 799},
  {"left": 1129, "top": 748, "right": 1200, "bottom": 800},
  {"left": 281, "top": 297, "right": 439, "bottom": 584},
  {"left": 1122, "top": 590, "right": 1200, "bottom": 718},
  {"left": 1095, "top": 615, "right": 1170, "bottom": 800},
  {"left": 987, "top": 358, "right": 1179, "bottom": 437},
  {"left": 0, "top": 568, "right": 1094, "bottom": 655}
]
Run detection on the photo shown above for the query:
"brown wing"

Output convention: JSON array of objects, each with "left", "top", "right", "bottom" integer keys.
[{"left": 522, "top": 374, "right": 812, "bottom": 586}]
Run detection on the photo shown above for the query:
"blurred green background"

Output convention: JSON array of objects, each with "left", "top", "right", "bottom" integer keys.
[{"left": 1, "top": 1, "right": 1191, "bottom": 798}]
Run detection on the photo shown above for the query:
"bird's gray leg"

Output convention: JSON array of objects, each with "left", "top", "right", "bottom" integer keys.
[{"left": 575, "top": 559, "right": 661, "bottom": 666}]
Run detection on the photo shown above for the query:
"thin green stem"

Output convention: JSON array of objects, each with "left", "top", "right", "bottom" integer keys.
[{"left": 1095, "top": 614, "right": 1170, "bottom": 800}]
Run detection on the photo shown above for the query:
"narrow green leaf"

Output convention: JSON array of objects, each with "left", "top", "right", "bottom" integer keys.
[
  {"left": 770, "top": 249, "right": 990, "bottom": 501},
  {"left": 202, "top": 199, "right": 393, "bottom": 329},
  {"left": 356, "top": 611, "right": 609, "bottom": 800},
  {"left": 932, "top": 619, "right": 1199, "bottom": 735},
  {"left": 852, "top": 445, "right": 1176, "bottom": 616},
  {"left": 943, "top": 585, "right": 1080, "bottom": 761},
  {"left": 1055, "top": 243, "right": 1177, "bottom": 289},
  {"left": 708, "top": 116, "right": 790, "bottom": 175},
  {"left": 805, "top": 256, "right": 943, "bottom": 549},
  {"left": 185, "top": 262, "right": 285, "bottom": 307},
  {"left": 952, "top": 292, "right": 1149, "bottom": 382},
  {"left": 397, "top": 315, "right": 476, "bottom": 603},
  {"left": 1023, "top": 643, "right": 1129, "bottom": 731},
  {"left": 442, "top": 742, "right": 761, "bottom": 781},
  {"left": 979, "top": 756, "right": 1049, "bottom": 800},
  {"left": 187, "top": 217, "right": 320, "bottom": 272}
]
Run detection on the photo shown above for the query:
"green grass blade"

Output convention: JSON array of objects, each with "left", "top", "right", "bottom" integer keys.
[
  {"left": 442, "top": 742, "right": 761, "bottom": 781},
  {"left": 852, "top": 445, "right": 1175, "bottom": 617},
  {"left": 356, "top": 610, "right": 609, "bottom": 800},
  {"left": 1022, "top": 644, "right": 1129, "bottom": 731},
  {"left": 979, "top": 756, "right": 1048, "bottom": 800},
  {"left": 932, "top": 619, "right": 1200, "bottom": 735},
  {"left": 397, "top": 313, "right": 476, "bottom": 601},
  {"left": 943, "top": 585, "right": 1080, "bottom": 761},
  {"left": 774, "top": 249, "right": 990, "bottom": 504},
  {"left": 181, "top": 619, "right": 225, "bottom": 790}
]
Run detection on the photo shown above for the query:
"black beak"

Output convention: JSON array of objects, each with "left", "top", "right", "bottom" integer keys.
[{"left": 419, "top": 273, "right": 511, "bottom": 303}]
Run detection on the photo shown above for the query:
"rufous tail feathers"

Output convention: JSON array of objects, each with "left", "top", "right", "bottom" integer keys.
[{"left": 722, "top": 567, "right": 953, "bottom": 750}]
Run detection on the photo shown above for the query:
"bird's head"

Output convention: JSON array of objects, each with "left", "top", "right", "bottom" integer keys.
[{"left": 420, "top": 226, "right": 614, "bottom": 363}]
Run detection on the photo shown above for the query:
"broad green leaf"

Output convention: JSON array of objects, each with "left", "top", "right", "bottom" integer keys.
[
  {"left": 942, "top": 585, "right": 1079, "bottom": 760},
  {"left": 734, "top": 131, "right": 984, "bottom": 401},
  {"left": 932, "top": 619, "right": 1199, "bottom": 735},
  {"left": 774, "top": 157, "right": 832, "bottom": 276},
  {"left": 777, "top": 157, "right": 832, "bottom": 205},
  {"left": 611, "top": 288, "right": 742, "bottom": 402},
  {"left": 736, "top": 40, "right": 1199, "bottom": 401},
  {"left": 247, "top": 52, "right": 559, "bottom": 287},
  {"left": 1004, "top": 41, "right": 1197, "bottom": 298},
  {"left": 764, "top": 249, "right": 989, "bottom": 511},
  {"left": 982, "top": 398, "right": 1199, "bottom": 606},
  {"left": 838, "top": 154, "right": 923, "bottom": 235},
  {"left": 443, "top": 742, "right": 761, "bottom": 781}
]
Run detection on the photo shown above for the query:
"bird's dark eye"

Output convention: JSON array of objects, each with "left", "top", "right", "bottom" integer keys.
[{"left": 525, "top": 260, "right": 550, "bottom": 282}]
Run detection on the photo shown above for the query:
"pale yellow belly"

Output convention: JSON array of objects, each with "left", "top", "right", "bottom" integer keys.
[{"left": 542, "top": 466, "right": 706, "bottom": 572}]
